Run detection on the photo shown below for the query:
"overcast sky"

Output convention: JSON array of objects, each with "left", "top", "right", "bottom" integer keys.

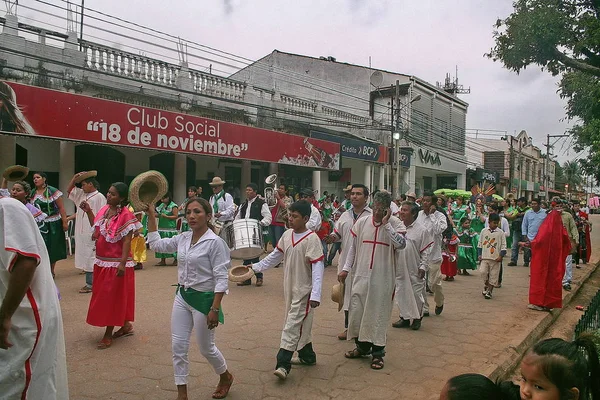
[{"left": 18, "top": 0, "right": 577, "bottom": 160}]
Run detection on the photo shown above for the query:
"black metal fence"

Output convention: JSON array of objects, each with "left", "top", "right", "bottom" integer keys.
[{"left": 574, "top": 289, "right": 600, "bottom": 339}]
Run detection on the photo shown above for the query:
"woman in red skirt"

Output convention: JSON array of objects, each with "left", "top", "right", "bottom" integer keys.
[
  {"left": 441, "top": 234, "right": 459, "bottom": 281},
  {"left": 81, "top": 182, "right": 141, "bottom": 349}
]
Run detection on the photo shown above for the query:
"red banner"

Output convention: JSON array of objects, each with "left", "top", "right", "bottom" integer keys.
[{"left": 1, "top": 81, "right": 340, "bottom": 170}]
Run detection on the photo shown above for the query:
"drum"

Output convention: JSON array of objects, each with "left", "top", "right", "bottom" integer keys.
[
  {"left": 212, "top": 219, "right": 225, "bottom": 236},
  {"left": 221, "top": 218, "right": 264, "bottom": 260}
]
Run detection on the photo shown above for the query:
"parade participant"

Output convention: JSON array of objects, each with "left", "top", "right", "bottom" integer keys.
[
  {"left": 521, "top": 198, "right": 547, "bottom": 270},
  {"left": 441, "top": 233, "right": 460, "bottom": 281},
  {"left": 179, "top": 186, "right": 199, "bottom": 232},
  {"left": 209, "top": 177, "right": 236, "bottom": 227},
  {"left": 518, "top": 336, "right": 600, "bottom": 400},
  {"left": 298, "top": 188, "right": 322, "bottom": 232},
  {"left": 31, "top": 172, "right": 68, "bottom": 278},
  {"left": 0, "top": 178, "right": 47, "bottom": 225},
  {"left": 455, "top": 217, "right": 479, "bottom": 276},
  {"left": 556, "top": 201, "right": 579, "bottom": 291},
  {"left": 155, "top": 193, "right": 179, "bottom": 266},
  {"left": 129, "top": 207, "right": 147, "bottom": 270},
  {"left": 236, "top": 183, "right": 272, "bottom": 287},
  {"left": 478, "top": 213, "right": 507, "bottom": 299},
  {"left": 526, "top": 206, "right": 571, "bottom": 311},
  {"left": 339, "top": 190, "right": 406, "bottom": 370},
  {"left": 450, "top": 195, "right": 469, "bottom": 226},
  {"left": 507, "top": 197, "right": 530, "bottom": 267},
  {"left": 392, "top": 201, "right": 432, "bottom": 330},
  {"left": 485, "top": 204, "right": 510, "bottom": 286},
  {"left": 147, "top": 197, "right": 234, "bottom": 400},
  {"left": 416, "top": 192, "right": 447, "bottom": 316},
  {"left": 67, "top": 172, "right": 107, "bottom": 294},
  {"left": 249, "top": 200, "right": 324, "bottom": 380},
  {"left": 80, "top": 182, "right": 141, "bottom": 349},
  {"left": 324, "top": 183, "right": 371, "bottom": 340},
  {"left": 499, "top": 199, "right": 513, "bottom": 249},
  {"left": 470, "top": 198, "right": 487, "bottom": 234},
  {"left": 340, "top": 185, "right": 352, "bottom": 212},
  {"left": 0, "top": 197, "right": 69, "bottom": 399},
  {"left": 316, "top": 210, "right": 331, "bottom": 265},
  {"left": 269, "top": 184, "right": 293, "bottom": 255},
  {"left": 406, "top": 191, "right": 417, "bottom": 203},
  {"left": 440, "top": 374, "right": 520, "bottom": 400},
  {"left": 573, "top": 202, "right": 592, "bottom": 267}
]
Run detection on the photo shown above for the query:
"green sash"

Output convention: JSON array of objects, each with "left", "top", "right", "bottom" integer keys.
[
  {"left": 176, "top": 285, "right": 224, "bottom": 323},
  {"left": 213, "top": 191, "right": 225, "bottom": 214}
]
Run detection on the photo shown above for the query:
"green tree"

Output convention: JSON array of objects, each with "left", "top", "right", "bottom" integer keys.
[
  {"left": 563, "top": 160, "right": 583, "bottom": 191},
  {"left": 487, "top": 0, "right": 600, "bottom": 181}
]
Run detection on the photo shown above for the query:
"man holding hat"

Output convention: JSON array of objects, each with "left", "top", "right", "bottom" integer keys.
[
  {"left": 298, "top": 188, "right": 322, "bottom": 232},
  {"left": 67, "top": 171, "right": 106, "bottom": 294},
  {"left": 209, "top": 177, "right": 235, "bottom": 225}
]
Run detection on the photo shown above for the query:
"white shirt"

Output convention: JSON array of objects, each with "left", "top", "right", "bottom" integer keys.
[
  {"left": 147, "top": 230, "right": 230, "bottom": 293},
  {"left": 416, "top": 210, "right": 448, "bottom": 263},
  {"left": 235, "top": 196, "right": 272, "bottom": 226},
  {"left": 307, "top": 204, "right": 322, "bottom": 232},
  {"left": 485, "top": 215, "right": 511, "bottom": 237},
  {"left": 209, "top": 191, "right": 236, "bottom": 222},
  {"left": 390, "top": 201, "right": 400, "bottom": 216}
]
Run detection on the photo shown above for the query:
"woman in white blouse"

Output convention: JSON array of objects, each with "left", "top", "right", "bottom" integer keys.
[{"left": 146, "top": 197, "right": 234, "bottom": 400}]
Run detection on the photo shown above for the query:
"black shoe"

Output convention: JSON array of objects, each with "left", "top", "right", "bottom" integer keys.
[
  {"left": 423, "top": 312, "right": 430, "bottom": 317},
  {"left": 392, "top": 318, "right": 411, "bottom": 328},
  {"left": 563, "top": 283, "right": 572, "bottom": 291},
  {"left": 435, "top": 305, "right": 444, "bottom": 315},
  {"left": 524, "top": 262, "right": 529, "bottom": 268},
  {"left": 575, "top": 264, "right": 581, "bottom": 269},
  {"left": 507, "top": 261, "right": 517, "bottom": 266},
  {"left": 410, "top": 318, "right": 422, "bottom": 330}
]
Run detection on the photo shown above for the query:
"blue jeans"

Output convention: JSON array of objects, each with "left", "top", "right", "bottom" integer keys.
[
  {"left": 510, "top": 231, "right": 530, "bottom": 264},
  {"left": 562, "top": 255, "right": 573, "bottom": 285},
  {"left": 321, "top": 241, "right": 328, "bottom": 264},
  {"left": 327, "top": 242, "right": 341, "bottom": 265},
  {"left": 85, "top": 271, "right": 93, "bottom": 288},
  {"left": 270, "top": 225, "right": 286, "bottom": 248}
]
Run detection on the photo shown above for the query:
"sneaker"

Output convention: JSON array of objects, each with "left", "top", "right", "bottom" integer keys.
[
  {"left": 423, "top": 312, "right": 430, "bottom": 317},
  {"left": 563, "top": 283, "right": 572, "bottom": 291},
  {"left": 528, "top": 304, "right": 550, "bottom": 312},
  {"left": 507, "top": 261, "right": 517, "bottom": 266},
  {"left": 482, "top": 290, "right": 488, "bottom": 297},
  {"left": 273, "top": 367, "right": 289, "bottom": 380},
  {"left": 484, "top": 292, "right": 492, "bottom": 299},
  {"left": 435, "top": 305, "right": 444, "bottom": 315},
  {"left": 291, "top": 356, "right": 316, "bottom": 366},
  {"left": 497, "top": 284, "right": 502, "bottom": 288},
  {"left": 575, "top": 264, "right": 581, "bottom": 269},
  {"left": 410, "top": 318, "right": 422, "bottom": 331},
  {"left": 392, "top": 318, "right": 411, "bottom": 328}
]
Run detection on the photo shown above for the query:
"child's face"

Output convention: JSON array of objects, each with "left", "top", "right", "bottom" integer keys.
[
  {"left": 461, "top": 220, "right": 470, "bottom": 229},
  {"left": 288, "top": 211, "right": 308, "bottom": 231},
  {"left": 489, "top": 220, "right": 499, "bottom": 230},
  {"left": 519, "top": 355, "right": 562, "bottom": 400}
]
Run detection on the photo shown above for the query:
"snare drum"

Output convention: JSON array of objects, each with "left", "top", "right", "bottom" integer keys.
[{"left": 221, "top": 218, "right": 264, "bottom": 260}]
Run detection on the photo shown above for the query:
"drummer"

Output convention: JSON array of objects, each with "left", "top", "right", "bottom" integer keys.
[
  {"left": 208, "top": 177, "right": 236, "bottom": 227},
  {"left": 235, "top": 182, "right": 272, "bottom": 287}
]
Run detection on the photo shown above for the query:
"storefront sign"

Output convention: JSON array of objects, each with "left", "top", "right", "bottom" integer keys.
[
  {"left": 418, "top": 149, "right": 441, "bottom": 166},
  {"left": 475, "top": 168, "right": 499, "bottom": 184},
  {"left": 310, "top": 130, "right": 386, "bottom": 164},
  {"left": 3, "top": 81, "right": 341, "bottom": 170}
]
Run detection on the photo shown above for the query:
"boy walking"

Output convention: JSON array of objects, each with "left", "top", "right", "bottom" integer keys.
[
  {"left": 478, "top": 213, "right": 507, "bottom": 299},
  {"left": 250, "top": 200, "right": 324, "bottom": 380}
]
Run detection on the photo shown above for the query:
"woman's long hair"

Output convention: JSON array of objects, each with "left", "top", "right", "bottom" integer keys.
[{"left": 0, "top": 81, "right": 35, "bottom": 135}]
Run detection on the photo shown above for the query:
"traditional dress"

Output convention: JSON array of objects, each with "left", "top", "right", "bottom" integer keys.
[
  {"left": 31, "top": 185, "right": 66, "bottom": 264},
  {"left": 333, "top": 207, "right": 372, "bottom": 311},
  {"left": 470, "top": 214, "right": 486, "bottom": 234},
  {"left": 450, "top": 203, "right": 469, "bottom": 225},
  {"left": 0, "top": 198, "right": 68, "bottom": 399},
  {"left": 178, "top": 198, "right": 190, "bottom": 232},
  {"left": 529, "top": 210, "right": 571, "bottom": 309},
  {"left": 343, "top": 215, "right": 406, "bottom": 349},
  {"left": 456, "top": 227, "right": 479, "bottom": 271},
  {"left": 86, "top": 205, "right": 142, "bottom": 327},
  {"left": 128, "top": 206, "right": 147, "bottom": 265},
  {"left": 156, "top": 201, "right": 178, "bottom": 259},
  {"left": 440, "top": 234, "right": 460, "bottom": 277},
  {"left": 68, "top": 187, "right": 106, "bottom": 272}
]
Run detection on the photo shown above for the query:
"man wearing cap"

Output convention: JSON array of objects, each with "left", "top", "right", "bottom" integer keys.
[
  {"left": 236, "top": 183, "right": 272, "bottom": 287},
  {"left": 209, "top": 177, "right": 235, "bottom": 226},
  {"left": 406, "top": 192, "right": 417, "bottom": 204},
  {"left": 341, "top": 185, "right": 352, "bottom": 212},
  {"left": 299, "top": 188, "right": 322, "bottom": 232},
  {"left": 67, "top": 171, "right": 106, "bottom": 294}
]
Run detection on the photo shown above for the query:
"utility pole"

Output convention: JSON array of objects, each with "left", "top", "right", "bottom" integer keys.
[
  {"left": 394, "top": 80, "right": 401, "bottom": 199},
  {"left": 544, "top": 133, "right": 570, "bottom": 199}
]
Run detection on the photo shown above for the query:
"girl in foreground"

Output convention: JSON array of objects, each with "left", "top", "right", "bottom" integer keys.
[{"left": 147, "top": 197, "right": 234, "bottom": 399}]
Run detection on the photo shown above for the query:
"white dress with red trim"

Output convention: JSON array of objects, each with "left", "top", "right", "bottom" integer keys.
[
  {"left": 0, "top": 197, "right": 68, "bottom": 399},
  {"left": 69, "top": 187, "right": 106, "bottom": 272}
]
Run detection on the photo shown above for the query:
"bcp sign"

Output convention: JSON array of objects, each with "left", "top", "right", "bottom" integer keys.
[{"left": 311, "top": 130, "right": 385, "bottom": 163}]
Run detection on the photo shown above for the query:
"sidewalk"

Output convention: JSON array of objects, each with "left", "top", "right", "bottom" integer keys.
[{"left": 58, "top": 216, "right": 600, "bottom": 400}]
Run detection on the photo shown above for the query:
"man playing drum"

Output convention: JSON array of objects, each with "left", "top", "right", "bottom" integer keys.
[
  {"left": 208, "top": 177, "right": 236, "bottom": 234},
  {"left": 235, "top": 183, "right": 272, "bottom": 287}
]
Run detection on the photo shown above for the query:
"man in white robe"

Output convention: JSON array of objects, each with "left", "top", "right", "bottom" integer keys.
[
  {"left": 299, "top": 188, "right": 321, "bottom": 231},
  {"left": 0, "top": 197, "right": 69, "bottom": 399},
  {"left": 325, "top": 183, "right": 371, "bottom": 340},
  {"left": 67, "top": 172, "right": 106, "bottom": 293},
  {"left": 393, "top": 201, "right": 433, "bottom": 330},
  {"left": 339, "top": 191, "right": 406, "bottom": 370}
]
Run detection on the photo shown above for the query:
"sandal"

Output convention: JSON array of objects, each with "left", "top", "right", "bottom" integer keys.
[
  {"left": 212, "top": 375, "right": 234, "bottom": 399},
  {"left": 113, "top": 326, "right": 134, "bottom": 339},
  {"left": 78, "top": 286, "right": 92, "bottom": 294},
  {"left": 156, "top": 262, "right": 167, "bottom": 266},
  {"left": 97, "top": 338, "right": 112, "bottom": 350},
  {"left": 344, "top": 348, "right": 369, "bottom": 359},
  {"left": 370, "top": 357, "right": 384, "bottom": 370}
]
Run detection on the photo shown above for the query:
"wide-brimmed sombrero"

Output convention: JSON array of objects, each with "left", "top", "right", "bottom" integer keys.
[
  {"left": 129, "top": 170, "right": 168, "bottom": 211},
  {"left": 343, "top": 184, "right": 352, "bottom": 192},
  {"left": 73, "top": 170, "right": 97, "bottom": 184},
  {"left": 331, "top": 282, "right": 345, "bottom": 312},
  {"left": 228, "top": 265, "right": 254, "bottom": 283},
  {"left": 2, "top": 165, "right": 29, "bottom": 181},
  {"left": 209, "top": 176, "right": 226, "bottom": 186}
]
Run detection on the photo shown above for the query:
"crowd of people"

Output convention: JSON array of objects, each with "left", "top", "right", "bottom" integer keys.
[{"left": 1, "top": 167, "right": 598, "bottom": 399}]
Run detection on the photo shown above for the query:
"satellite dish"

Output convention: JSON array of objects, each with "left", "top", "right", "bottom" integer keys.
[{"left": 370, "top": 71, "right": 384, "bottom": 88}]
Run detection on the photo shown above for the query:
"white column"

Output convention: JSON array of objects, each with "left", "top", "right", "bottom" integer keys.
[
  {"left": 241, "top": 160, "right": 251, "bottom": 201},
  {"left": 407, "top": 166, "right": 416, "bottom": 194},
  {"left": 379, "top": 165, "right": 385, "bottom": 193},
  {"left": 456, "top": 172, "right": 466, "bottom": 191},
  {"left": 269, "top": 162, "right": 278, "bottom": 176},
  {"left": 312, "top": 170, "right": 321, "bottom": 197},
  {"left": 59, "top": 141, "right": 75, "bottom": 214},
  {"left": 364, "top": 164, "right": 372, "bottom": 192},
  {"left": 0, "top": 136, "right": 16, "bottom": 173},
  {"left": 173, "top": 153, "right": 187, "bottom": 204}
]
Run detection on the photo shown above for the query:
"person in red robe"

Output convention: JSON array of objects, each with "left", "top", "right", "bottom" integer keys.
[{"left": 526, "top": 209, "right": 571, "bottom": 311}]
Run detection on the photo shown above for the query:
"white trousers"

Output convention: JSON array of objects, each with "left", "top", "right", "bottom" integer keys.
[
  {"left": 171, "top": 293, "right": 227, "bottom": 386},
  {"left": 423, "top": 261, "right": 444, "bottom": 314}
]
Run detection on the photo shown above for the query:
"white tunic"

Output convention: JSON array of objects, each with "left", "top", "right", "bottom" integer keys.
[
  {"left": 254, "top": 229, "right": 324, "bottom": 352},
  {"left": 68, "top": 188, "right": 106, "bottom": 272},
  {"left": 209, "top": 191, "right": 236, "bottom": 223},
  {"left": 343, "top": 215, "right": 406, "bottom": 346},
  {"left": 333, "top": 207, "right": 372, "bottom": 311},
  {"left": 0, "top": 198, "right": 68, "bottom": 399}
]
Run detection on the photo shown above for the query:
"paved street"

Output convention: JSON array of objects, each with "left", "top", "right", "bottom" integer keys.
[{"left": 57, "top": 216, "right": 600, "bottom": 400}]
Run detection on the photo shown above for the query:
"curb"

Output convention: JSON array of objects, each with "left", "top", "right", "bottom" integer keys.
[{"left": 488, "top": 259, "right": 599, "bottom": 382}]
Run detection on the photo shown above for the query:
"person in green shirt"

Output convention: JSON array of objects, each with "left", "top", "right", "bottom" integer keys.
[{"left": 156, "top": 193, "right": 179, "bottom": 266}]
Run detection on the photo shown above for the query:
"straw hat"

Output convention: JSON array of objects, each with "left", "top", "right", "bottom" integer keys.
[
  {"left": 209, "top": 176, "right": 226, "bottom": 186},
  {"left": 73, "top": 170, "right": 97, "bottom": 184},
  {"left": 331, "top": 282, "right": 345, "bottom": 312},
  {"left": 129, "top": 170, "right": 168, "bottom": 211},
  {"left": 342, "top": 184, "right": 352, "bottom": 192},
  {"left": 406, "top": 191, "right": 417, "bottom": 199},
  {"left": 228, "top": 265, "right": 254, "bottom": 283},
  {"left": 2, "top": 165, "right": 29, "bottom": 181}
]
